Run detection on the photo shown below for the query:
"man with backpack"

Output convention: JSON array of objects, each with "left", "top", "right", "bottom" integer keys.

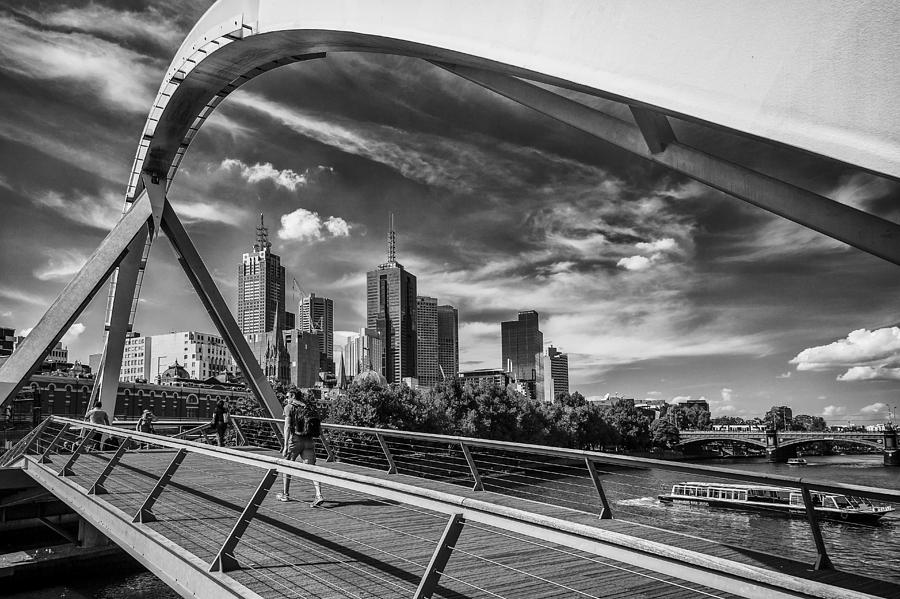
[
  {"left": 277, "top": 389, "right": 324, "bottom": 506},
  {"left": 210, "top": 399, "right": 231, "bottom": 447}
]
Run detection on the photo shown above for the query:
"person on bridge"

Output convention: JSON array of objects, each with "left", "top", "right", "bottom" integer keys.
[
  {"left": 277, "top": 389, "right": 324, "bottom": 507},
  {"left": 84, "top": 401, "right": 110, "bottom": 451},
  {"left": 209, "top": 399, "right": 231, "bottom": 446}
]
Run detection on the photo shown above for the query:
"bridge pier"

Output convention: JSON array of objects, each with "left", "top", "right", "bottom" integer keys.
[{"left": 884, "top": 424, "right": 899, "bottom": 466}]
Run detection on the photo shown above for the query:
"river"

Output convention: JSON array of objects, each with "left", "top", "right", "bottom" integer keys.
[{"left": 9, "top": 454, "right": 899, "bottom": 596}]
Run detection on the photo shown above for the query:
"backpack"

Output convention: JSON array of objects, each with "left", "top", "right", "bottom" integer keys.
[{"left": 288, "top": 400, "right": 321, "bottom": 437}]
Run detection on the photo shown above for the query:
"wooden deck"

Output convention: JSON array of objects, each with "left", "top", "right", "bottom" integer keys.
[{"left": 29, "top": 447, "right": 900, "bottom": 599}]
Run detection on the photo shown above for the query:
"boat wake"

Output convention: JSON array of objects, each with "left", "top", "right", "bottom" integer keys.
[{"left": 616, "top": 497, "right": 660, "bottom": 507}]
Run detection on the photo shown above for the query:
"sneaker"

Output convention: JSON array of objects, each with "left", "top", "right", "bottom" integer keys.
[
  {"left": 276, "top": 493, "right": 291, "bottom": 502},
  {"left": 310, "top": 496, "right": 324, "bottom": 508}
]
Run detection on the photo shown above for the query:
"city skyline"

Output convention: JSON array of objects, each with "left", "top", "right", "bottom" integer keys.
[{"left": 1, "top": 1, "right": 900, "bottom": 423}]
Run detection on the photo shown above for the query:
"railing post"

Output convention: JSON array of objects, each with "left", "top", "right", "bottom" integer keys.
[
  {"left": 58, "top": 429, "right": 93, "bottom": 477},
  {"left": 133, "top": 448, "right": 187, "bottom": 523},
  {"left": 413, "top": 513, "right": 465, "bottom": 599},
  {"left": 585, "top": 458, "right": 613, "bottom": 519},
  {"left": 89, "top": 437, "right": 131, "bottom": 495},
  {"left": 320, "top": 433, "right": 336, "bottom": 462},
  {"left": 799, "top": 484, "right": 833, "bottom": 570},
  {"left": 459, "top": 441, "right": 484, "bottom": 491},
  {"left": 375, "top": 433, "right": 397, "bottom": 474},
  {"left": 38, "top": 423, "right": 70, "bottom": 464},
  {"left": 209, "top": 469, "right": 277, "bottom": 573}
]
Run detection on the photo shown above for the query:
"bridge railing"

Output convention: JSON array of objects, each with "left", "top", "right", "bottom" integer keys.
[
  {"left": 231, "top": 415, "right": 900, "bottom": 579},
  {"left": 7, "top": 415, "right": 871, "bottom": 599}
]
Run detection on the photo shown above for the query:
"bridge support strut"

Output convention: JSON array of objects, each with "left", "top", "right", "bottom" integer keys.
[
  {"left": 585, "top": 458, "right": 613, "bottom": 519},
  {"left": 414, "top": 513, "right": 466, "bottom": 599},
  {"left": 134, "top": 448, "right": 187, "bottom": 523},
  {"left": 89, "top": 437, "right": 131, "bottom": 495},
  {"left": 59, "top": 429, "right": 93, "bottom": 477},
  {"left": 210, "top": 468, "right": 278, "bottom": 572},
  {"left": 376, "top": 433, "right": 398, "bottom": 474},
  {"left": 459, "top": 441, "right": 484, "bottom": 492},
  {"left": 799, "top": 484, "right": 833, "bottom": 570}
]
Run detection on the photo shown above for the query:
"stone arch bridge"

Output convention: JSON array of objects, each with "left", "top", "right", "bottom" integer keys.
[{"left": 678, "top": 428, "right": 899, "bottom": 465}]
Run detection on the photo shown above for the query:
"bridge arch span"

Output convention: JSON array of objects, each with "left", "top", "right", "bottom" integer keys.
[
  {"left": 675, "top": 436, "right": 767, "bottom": 450},
  {"left": 128, "top": 0, "right": 900, "bottom": 203},
  {"left": 779, "top": 438, "right": 883, "bottom": 451}
]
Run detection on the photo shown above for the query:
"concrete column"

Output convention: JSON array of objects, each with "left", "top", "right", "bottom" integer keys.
[
  {"left": 884, "top": 424, "right": 899, "bottom": 466},
  {"left": 78, "top": 518, "right": 110, "bottom": 548},
  {"left": 765, "top": 428, "right": 784, "bottom": 462}
]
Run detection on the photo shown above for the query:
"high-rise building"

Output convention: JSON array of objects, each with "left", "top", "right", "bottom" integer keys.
[
  {"left": 416, "top": 296, "right": 439, "bottom": 387},
  {"left": 548, "top": 345, "right": 569, "bottom": 396},
  {"left": 500, "top": 310, "right": 543, "bottom": 383},
  {"left": 535, "top": 353, "right": 555, "bottom": 402},
  {"left": 366, "top": 217, "right": 417, "bottom": 383},
  {"left": 437, "top": 305, "right": 459, "bottom": 380},
  {"left": 119, "top": 331, "right": 232, "bottom": 383},
  {"left": 237, "top": 214, "right": 293, "bottom": 335},
  {"left": 343, "top": 327, "right": 385, "bottom": 379},
  {"left": 1, "top": 326, "right": 14, "bottom": 358},
  {"left": 298, "top": 293, "right": 334, "bottom": 373}
]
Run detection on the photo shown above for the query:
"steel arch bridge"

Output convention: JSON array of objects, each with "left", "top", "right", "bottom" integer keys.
[{"left": 2, "top": 1, "right": 900, "bottom": 419}]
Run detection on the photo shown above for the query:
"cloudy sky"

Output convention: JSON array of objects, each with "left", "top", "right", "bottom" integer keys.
[{"left": 1, "top": 1, "right": 899, "bottom": 424}]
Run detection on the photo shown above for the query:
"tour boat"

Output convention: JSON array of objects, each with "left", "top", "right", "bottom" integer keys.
[
  {"left": 658, "top": 482, "right": 894, "bottom": 523},
  {"left": 787, "top": 458, "right": 808, "bottom": 466}
]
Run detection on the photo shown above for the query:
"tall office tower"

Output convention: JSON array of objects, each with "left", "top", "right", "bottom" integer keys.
[
  {"left": 416, "top": 296, "right": 439, "bottom": 386},
  {"left": 437, "top": 304, "right": 459, "bottom": 380},
  {"left": 500, "top": 310, "right": 543, "bottom": 382},
  {"left": 299, "top": 293, "right": 334, "bottom": 373},
  {"left": 342, "top": 327, "right": 385, "bottom": 378},
  {"left": 237, "top": 214, "right": 291, "bottom": 335},
  {"left": 535, "top": 352, "right": 555, "bottom": 402},
  {"left": 547, "top": 345, "right": 569, "bottom": 396},
  {"left": 366, "top": 216, "right": 417, "bottom": 383}
]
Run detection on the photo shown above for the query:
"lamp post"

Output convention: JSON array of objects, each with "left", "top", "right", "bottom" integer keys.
[{"left": 156, "top": 356, "right": 168, "bottom": 384}]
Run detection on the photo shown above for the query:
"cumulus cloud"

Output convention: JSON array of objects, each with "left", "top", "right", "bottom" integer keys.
[
  {"left": 720, "top": 388, "right": 733, "bottom": 402},
  {"left": 17, "top": 323, "right": 85, "bottom": 346},
  {"left": 279, "top": 209, "right": 351, "bottom": 242},
  {"left": 221, "top": 159, "right": 310, "bottom": 191},
  {"left": 616, "top": 255, "right": 652, "bottom": 271},
  {"left": 790, "top": 327, "right": 900, "bottom": 381},
  {"left": 821, "top": 405, "right": 847, "bottom": 418},
  {"left": 837, "top": 366, "right": 900, "bottom": 382},
  {"left": 61, "top": 323, "right": 86, "bottom": 345},
  {"left": 860, "top": 402, "right": 889, "bottom": 415}
]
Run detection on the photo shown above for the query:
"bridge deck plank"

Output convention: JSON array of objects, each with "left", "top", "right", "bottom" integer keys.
[{"left": 52, "top": 448, "right": 896, "bottom": 599}]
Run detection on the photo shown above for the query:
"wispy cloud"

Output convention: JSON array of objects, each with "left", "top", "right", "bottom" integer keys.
[
  {"left": 0, "top": 11, "right": 160, "bottom": 113},
  {"left": 31, "top": 189, "right": 122, "bottom": 230},
  {"left": 34, "top": 250, "right": 88, "bottom": 281}
]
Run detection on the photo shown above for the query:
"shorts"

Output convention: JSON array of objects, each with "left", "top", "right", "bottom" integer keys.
[{"left": 285, "top": 436, "right": 316, "bottom": 464}]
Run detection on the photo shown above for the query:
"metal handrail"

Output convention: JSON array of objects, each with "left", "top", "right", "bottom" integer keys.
[
  {"left": 22, "top": 416, "right": 877, "bottom": 599},
  {"left": 234, "top": 415, "right": 900, "bottom": 503}
]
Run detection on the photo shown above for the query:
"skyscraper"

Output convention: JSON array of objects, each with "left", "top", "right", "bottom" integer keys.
[
  {"left": 501, "top": 310, "right": 543, "bottom": 382},
  {"left": 437, "top": 304, "right": 459, "bottom": 380},
  {"left": 237, "top": 214, "right": 293, "bottom": 335},
  {"left": 366, "top": 216, "right": 417, "bottom": 384},
  {"left": 548, "top": 345, "right": 569, "bottom": 396},
  {"left": 299, "top": 293, "right": 334, "bottom": 373},
  {"left": 416, "top": 296, "right": 439, "bottom": 386}
]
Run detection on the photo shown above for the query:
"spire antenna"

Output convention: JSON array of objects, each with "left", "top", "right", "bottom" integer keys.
[
  {"left": 255, "top": 212, "right": 271, "bottom": 251},
  {"left": 388, "top": 212, "right": 396, "bottom": 264}
]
